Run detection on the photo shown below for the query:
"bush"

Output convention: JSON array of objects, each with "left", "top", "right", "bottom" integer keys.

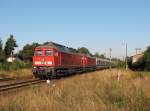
[
  {"left": 127, "top": 46, "right": 150, "bottom": 71},
  {"left": 0, "top": 61, "right": 32, "bottom": 71}
]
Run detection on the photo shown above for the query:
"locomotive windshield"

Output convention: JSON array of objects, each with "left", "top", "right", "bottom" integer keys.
[
  {"left": 45, "top": 50, "right": 52, "bottom": 56},
  {"left": 35, "top": 50, "right": 42, "bottom": 56}
]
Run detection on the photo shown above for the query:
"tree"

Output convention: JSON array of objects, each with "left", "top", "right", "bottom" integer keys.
[
  {"left": 99, "top": 54, "right": 105, "bottom": 58},
  {"left": 112, "top": 58, "right": 124, "bottom": 68},
  {"left": 0, "top": 38, "right": 3, "bottom": 55},
  {"left": 78, "top": 47, "right": 90, "bottom": 54},
  {"left": 19, "top": 43, "right": 39, "bottom": 61},
  {"left": 0, "top": 38, "right": 4, "bottom": 62},
  {"left": 127, "top": 57, "right": 132, "bottom": 69},
  {"left": 93, "top": 52, "right": 105, "bottom": 58},
  {"left": 143, "top": 46, "right": 150, "bottom": 70},
  {"left": 4, "top": 35, "right": 18, "bottom": 57},
  {"left": 127, "top": 46, "right": 150, "bottom": 71},
  {"left": 94, "top": 52, "right": 100, "bottom": 58}
]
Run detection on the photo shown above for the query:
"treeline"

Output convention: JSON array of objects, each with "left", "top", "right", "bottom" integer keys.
[
  {"left": 0, "top": 35, "right": 109, "bottom": 63},
  {"left": 128, "top": 46, "right": 150, "bottom": 71},
  {"left": 0, "top": 35, "right": 124, "bottom": 71},
  {"left": 0, "top": 35, "right": 18, "bottom": 62},
  {"left": 0, "top": 35, "right": 32, "bottom": 71}
]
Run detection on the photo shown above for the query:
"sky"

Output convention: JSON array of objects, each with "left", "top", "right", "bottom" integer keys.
[{"left": 0, "top": 0, "right": 150, "bottom": 59}]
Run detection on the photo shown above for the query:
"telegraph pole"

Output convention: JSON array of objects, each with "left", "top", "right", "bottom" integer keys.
[
  {"left": 135, "top": 48, "right": 141, "bottom": 54},
  {"left": 135, "top": 48, "right": 138, "bottom": 55},
  {"left": 109, "top": 48, "right": 112, "bottom": 69}
]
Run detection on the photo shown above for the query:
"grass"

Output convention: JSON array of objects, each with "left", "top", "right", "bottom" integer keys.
[
  {"left": 0, "top": 69, "right": 150, "bottom": 111},
  {"left": 0, "top": 69, "right": 32, "bottom": 78},
  {"left": 0, "top": 61, "right": 32, "bottom": 71}
]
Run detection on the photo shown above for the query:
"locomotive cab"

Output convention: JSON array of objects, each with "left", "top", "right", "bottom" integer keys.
[
  {"left": 33, "top": 48, "right": 54, "bottom": 66},
  {"left": 32, "top": 47, "right": 59, "bottom": 77}
]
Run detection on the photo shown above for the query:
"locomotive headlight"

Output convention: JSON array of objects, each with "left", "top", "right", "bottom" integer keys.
[
  {"left": 47, "top": 61, "right": 52, "bottom": 65},
  {"left": 35, "top": 61, "right": 41, "bottom": 65}
]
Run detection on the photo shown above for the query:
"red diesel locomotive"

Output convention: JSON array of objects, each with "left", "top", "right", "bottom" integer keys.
[{"left": 32, "top": 42, "right": 96, "bottom": 78}]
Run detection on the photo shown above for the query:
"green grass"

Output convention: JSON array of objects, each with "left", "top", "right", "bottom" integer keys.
[{"left": 0, "top": 61, "right": 32, "bottom": 71}]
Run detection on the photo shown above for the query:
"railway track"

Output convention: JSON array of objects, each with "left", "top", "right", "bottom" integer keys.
[
  {"left": 0, "top": 78, "right": 15, "bottom": 82},
  {"left": 0, "top": 79, "right": 45, "bottom": 92}
]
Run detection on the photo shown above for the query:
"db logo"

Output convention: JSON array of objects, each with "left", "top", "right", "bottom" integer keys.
[
  {"left": 41, "top": 58, "right": 45, "bottom": 62},
  {"left": 41, "top": 58, "right": 45, "bottom": 64}
]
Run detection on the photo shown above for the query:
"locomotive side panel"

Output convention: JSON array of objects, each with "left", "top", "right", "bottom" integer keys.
[{"left": 60, "top": 52, "right": 83, "bottom": 68}]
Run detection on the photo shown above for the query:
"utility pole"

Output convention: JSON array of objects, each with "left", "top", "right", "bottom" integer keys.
[
  {"left": 135, "top": 48, "right": 138, "bottom": 55},
  {"left": 109, "top": 48, "right": 112, "bottom": 69},
  {"left": 135, "top": 48, "right": 141, "bottom": 54},
  {"left": 125, "top": 43, "right": 128, "bottom": 70}
]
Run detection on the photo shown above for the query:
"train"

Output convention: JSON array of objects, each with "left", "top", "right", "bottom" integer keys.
[{"left": 32, "top": 42, "right": 114, "bottom": 79}]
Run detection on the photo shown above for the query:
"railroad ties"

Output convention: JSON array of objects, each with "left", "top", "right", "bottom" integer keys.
[
  {"left": 0, "top": 79, "right": 45, "bottom": 92},
  {"left": 0, "top": 77, "right": 15, "bottom": 82}
]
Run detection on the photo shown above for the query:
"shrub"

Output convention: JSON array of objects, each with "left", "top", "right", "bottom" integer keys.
[{"left": 0, "top": 61, "right": 32, "bottom": 71}]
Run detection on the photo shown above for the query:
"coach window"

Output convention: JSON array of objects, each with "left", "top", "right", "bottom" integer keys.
[
  {"left": 35, "top": 50, "right": 42, "bottom": 56},
  {"left": 45, "top": 50, "right": 52, "bottom": 56}
]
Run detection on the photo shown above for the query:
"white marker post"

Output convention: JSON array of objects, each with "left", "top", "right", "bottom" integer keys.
[{"left": 46, "top": 80, "right": 50, "bottom": 84}]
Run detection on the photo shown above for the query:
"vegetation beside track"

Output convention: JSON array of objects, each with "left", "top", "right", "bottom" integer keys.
[
  {"left": 128, "top": 46, "right": 150, "bottom": 71},
  {"left": 0, "top": 68, "right": 32, "bottom": 78},
  {"left": 0, "top": 61, "right": 32, "bottom": 71},
  {"left": 0, "top": 69, "right": 150, "bottom": 111}
]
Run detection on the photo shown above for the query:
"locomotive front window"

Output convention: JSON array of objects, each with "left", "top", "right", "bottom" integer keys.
[
  {"left": 35, "top": 50, "right": 42, "bottom": 56},
  {"left": 45, "top": 50, "right": 52, "bottom": 56}
]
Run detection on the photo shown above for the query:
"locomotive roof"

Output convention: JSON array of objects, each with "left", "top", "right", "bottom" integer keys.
[
  {"left": 36, "top": 42, "right": 82, "bottom": 55},
  {"left": 36, "top": 42, "right": 96, "bottom": 58}
]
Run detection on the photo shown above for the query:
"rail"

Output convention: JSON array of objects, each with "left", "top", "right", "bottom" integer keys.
[{"left": 0, "top": 79, "right": 45, "bottom": 92}]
